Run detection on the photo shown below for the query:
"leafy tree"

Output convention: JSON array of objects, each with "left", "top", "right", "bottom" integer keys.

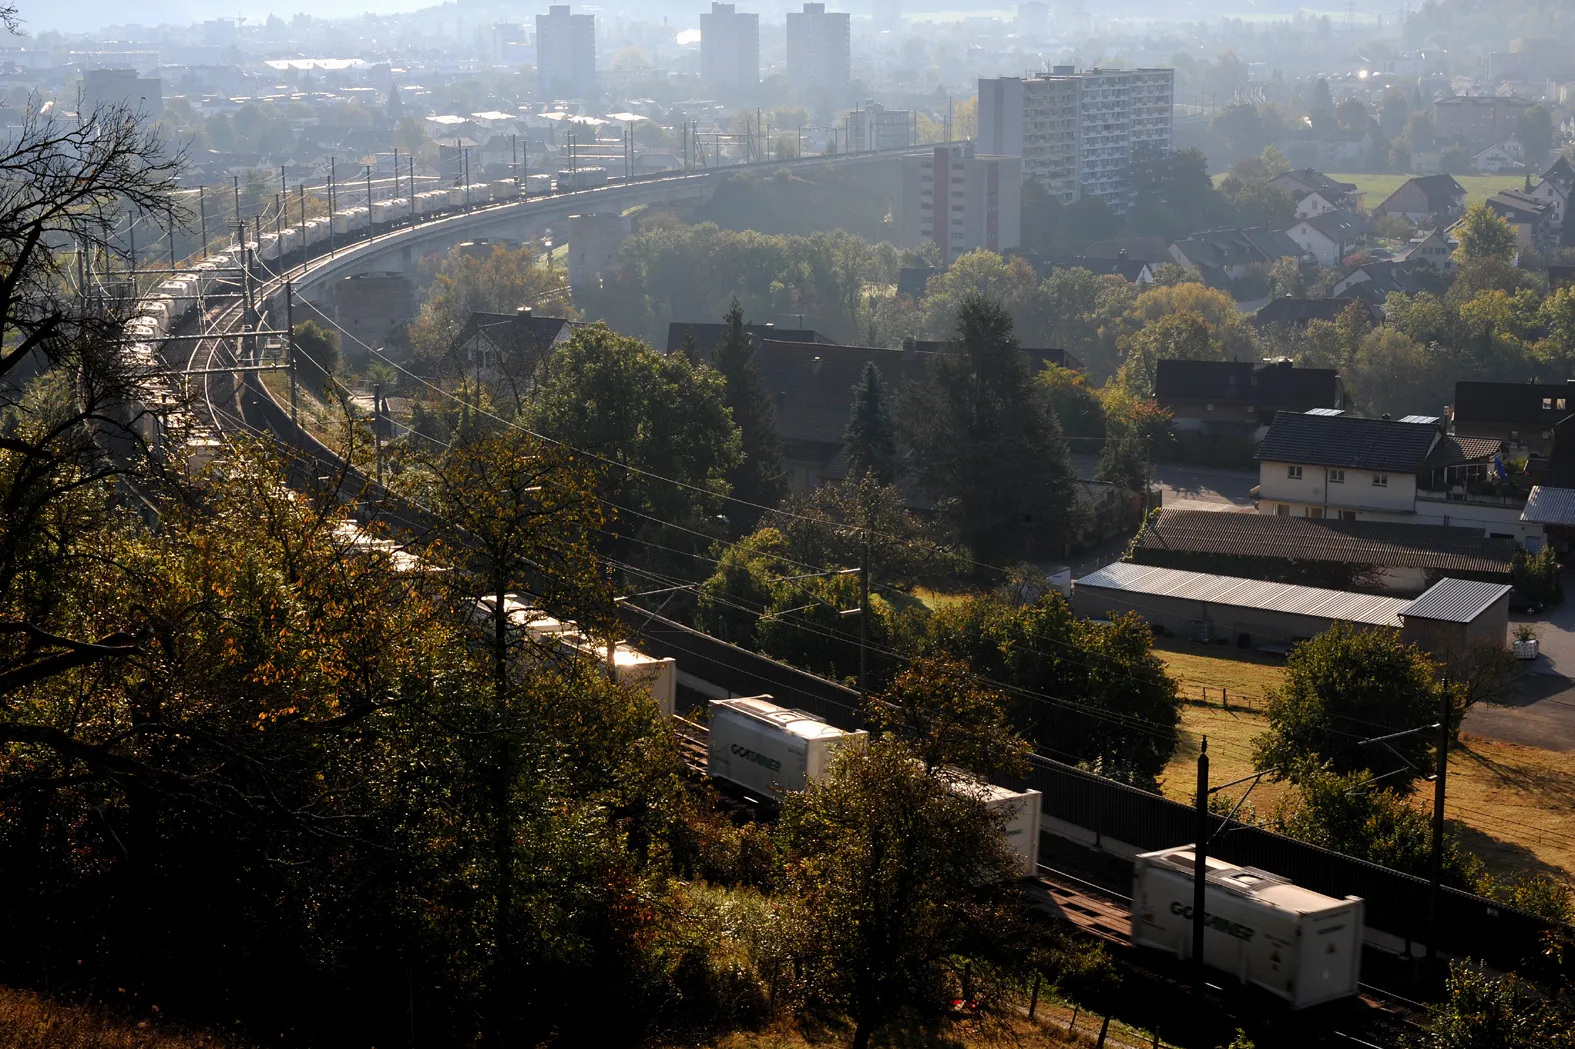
[
  {"left": 1537, "top": 286, "right": 1575, "bottom": 373},
  {"left": 1515, "top": 105, "right": 1554, "bottom": 163},
  {"left": 1096, "top": 429, "right": 1151, "bottom": 494},
  {"left": 899, "top": 294, "right": 1082, "bottom": 568},
  {"left": 1253, "top": 622, "right": 1452, "bottom": 792},
  {"left": 714, "top": 298, "right": 788, "bottom": 533},
  {"left": 405, "top": 242, "right": 574, "bottom": 375},
  {"left": 1231, "top": 181, "right": 1297, "bottom": 227},
  {"left": 843, "top": 361, "right": 897, "bottom": 484},
  {"left": 1421, "top": 963, "right": 1575, "bottom": 1048},
  {"left": 1038, "top": 363, "right": 1106, "bottom": 445},
  {"left": 294, "top": 319, "right": 342, "bottom": 397},
  {"left": 525, "top": 323, "right": 743, "bottom": 578},
  {"left": 1213, "top": 100, "right": 1269, "bottom": 157},
  {"left": 781, "top": 736, "right": 1028, "bottom": 1049},
  {"left": 776, "top": 475, "right": 952, "bottom": 590},
  {"left": 915, "top": 593, "right": 1181, "bottom": 781},
  {"left": 1120, "top": 309, "right": 1217, "bottom": 397},
  {"left": 870, "top": 655, "right": 1029, "bottom": 776},
  {"left": 1308, "top": 77, "right": 1335, "bottom": 129},
  {"left": 1454, "top": 203, "right": 1519, "bottom": 265},
  {"left": 1268, "top": 256, "right": 1306, "bottom": 298},
  {"left": 1062, "top": 195, "right": 1120, "bottom": 248},
  {"left": 1020, "top": 178, "right": 1064, "bottom": 251}
]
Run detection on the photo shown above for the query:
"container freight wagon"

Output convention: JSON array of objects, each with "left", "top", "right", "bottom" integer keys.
[
  {"left": 1131, "top": 845, "right": 1364, "bottom": 1009},
  {"left": 555, "top": 167, "right": 608, "bottom": 192},
  {"left": 946, "top": 774, "right": 1043, "bottom": 878},
  {"left": 707, "top": 696, "right": 867, "bottom": 799}
]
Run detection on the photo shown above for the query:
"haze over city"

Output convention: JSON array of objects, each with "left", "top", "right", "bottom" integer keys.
[{"left": 2, "top": 0, "right": 1575, "bottom": 1048}]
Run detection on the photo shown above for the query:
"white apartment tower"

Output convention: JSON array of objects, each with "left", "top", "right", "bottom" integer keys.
[
  {"left": 901, "top": 145, "right": 1022, "bottom": 265},
  {"left": 872, "top": 0, "right": 902, "bottom": 33},
  {"left": 978, "top": 67, "right": 1174, "bottom": 215},
  {"left": 786, "top": 3, "right": 851, "bottom": 94},
  {"left": 700, "top": 3, "right": 760, "bottom": 92},
  {"left": 536, "top": 5, "right": 597, "bottom": 100}
]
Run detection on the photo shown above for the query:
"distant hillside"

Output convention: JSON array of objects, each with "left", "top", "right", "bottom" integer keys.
[{"left": 695, "top": 162, "right": 901, "bottom": 241}]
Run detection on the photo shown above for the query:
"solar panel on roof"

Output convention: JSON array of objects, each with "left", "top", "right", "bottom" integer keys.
[
  {"left": 1304, "top": 407, "right": 1345, "bottom": 416},
  {"left": 1398, "top": 415, "right": 1440, "bottom": 424}
]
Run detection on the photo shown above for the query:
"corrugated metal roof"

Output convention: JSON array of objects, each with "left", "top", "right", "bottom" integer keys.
[
  {"left": 1399, "top": 578, "right": 1513, "bottom": 623},
  {"left": 1075, "top": 562, "right": 1410, "bottom": 627},
  {"left": 1522, "top": 485, "right": 1575, "bottom": 526}
]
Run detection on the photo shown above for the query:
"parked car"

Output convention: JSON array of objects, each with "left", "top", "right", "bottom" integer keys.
[{"left": 1508, "top": 589, "right": 1544, "bottom": 616}]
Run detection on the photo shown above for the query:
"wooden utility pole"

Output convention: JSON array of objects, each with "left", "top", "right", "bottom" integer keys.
[{"left": 1192, "top": 737, "right": 1210, "bottom": 1002}]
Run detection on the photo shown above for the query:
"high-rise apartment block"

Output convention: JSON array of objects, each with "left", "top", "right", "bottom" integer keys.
[
  {"left": 786, "top": 3, "right": 850, "bottom": 93},
  {"left": 700, "top": 3, "right": 759, "bottom": 92},
  {"left": 81, "top": 67, "right": 163, "bottom": 118},
  {"left": 847, "top": 102, "right": 912, "bottom": 152},
  {"left": 978, "top": 67, "right": 1174, "bottom": 215},
  {"left": 901, "top": 145, "right": 1022, "bottom": 265},
  {"left": 1016, "top": 2, "right": 1049, "bottom": 42},
  {"left": 872, "top": 0, "right": 902, "bottom": 33},
  {"left": 536, "top": 5, "right": 597, "bottom": 100}
]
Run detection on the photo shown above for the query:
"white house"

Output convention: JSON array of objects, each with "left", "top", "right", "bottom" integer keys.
[
  {"left": 1282, "top": 210, "right": 1367, "bottom": 268},
  {"left": 1399, "top": 228, "right": 1458, "bottom": 273},
  {"left": 1255, "top": 410, "right": 1544, "bottom": 547},
  {"left": 1472, "top": 142, "right": 1524, "bottom": 174},
  {"left": 1294, "top": 190, "right": 1343, "bottom": 218}
]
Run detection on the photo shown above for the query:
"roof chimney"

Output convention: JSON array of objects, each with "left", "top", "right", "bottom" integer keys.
[
  {"left": 1381, "top": 413, "right": 1391, "bottom": 421},
  {"left": 516, "top": 306, "right": 533, "bottom": 317},
  {"left": 812, "top": 355, "right": 822, "bottom": 377}
]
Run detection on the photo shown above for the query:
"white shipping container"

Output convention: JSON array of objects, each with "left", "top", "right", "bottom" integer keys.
[
  {"left": 707, "top": 696, "right": 867, "bottom": 799},
  {"left": 557, "top": 632, "right": 678, "bottom": 717},
  {"left": 945, "top": 773, "right": 1042, "bottom": 878},
  {"left": 526, "top": 173, "right": 553, "bottom": 194},
  {"left": 1131, "top": 846, "right": 1364, "bottom": 1009}
]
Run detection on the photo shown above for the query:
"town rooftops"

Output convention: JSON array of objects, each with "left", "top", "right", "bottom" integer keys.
[
  {"left": 1270, "top": 168, "right": 1359, "bottom": 199},
  {"left": 664, "top": 321, "right": 831, "bottom": 358},
  {"left": 1453, "top": 380, "right": 1575, "bottom": 426},
  {"left": 1254, "top": 297, "right": 1382, "bottom": 328},
  {"left": 1075, "top": 561, "right": 1411, "bottom": 627},
  {"left": 1423, "top": 434, "right": 1503, "bottom": 469},
  {"left": 1521, "top": 485, "right": 1575, "bottom": 526},
  {"left": 1256, "top": 411, "right": 1441, "bottom": 473},
  {"left": 1398, "top": 578, "right": 1513, "bottom": 623},
  {"left": 1133, "top": 508, "right": 1517, "bottom": 576},
  {"left": 1171, "top": 226, "right": 1308, "bottom": 272},
  {"left": 1156, "top": 359, "right": 1339, "bottom": 409},
  {"left": 1376, "top": 173, "right": 1467, "bottom": 215},
  {"left": 1543, "top": 156, "right": 1575, "bottom": 192}
]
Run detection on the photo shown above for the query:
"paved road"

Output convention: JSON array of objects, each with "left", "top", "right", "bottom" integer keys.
[
  {"left": 1465, "top": 582, "right": 1575, "bottom": 751},
  {"left": 1072, "top": 456, "right": 1258, "bottom": 513}
]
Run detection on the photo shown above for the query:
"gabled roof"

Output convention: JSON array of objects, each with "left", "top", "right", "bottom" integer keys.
[
  {"left": 1541, "top": 156, "right": 1575, "bottom": 192},
  {"left": 1255, "top": 297, "right": 1382, "bottom": 328},
  {"left": 1335, "top": 260, "right": 1428, "bottom": 304},
  {"left": 1486, "top": 188, "right": 1552, "bottom": 221},
  {"left": 1029, "top": 254, "right": 1153, "bottom": 282},
  {"left": 896, "top": 266, "right": 940, "bottom": 299},
  {"left": 1171, "top": 226, "right": 1308, "bottom": 271},
  {"left": 1423, "top": 434, "right": 1503, "bottom": 468},
  {"left": 1256, "top": 411, "right": 1440, "bottom": 472},
  {"left": 1082, "top": 235, "right": 1173, "bottom": 264},
  {"left": 1296, "top": 209, "right": 1368, "bottom": 241},
  {"left": 754, "top": 341, "right": 924, "bottom": 446},
  {"left": 1522, "top": 485, "right": 1575, "bottom": 526},
  {"left": 1399, "top": 578, "right": 1513, "bottom": 623},
  {"left": 1378, "top": 174, "right": 1466, "bottom": 214},
  {"left": 451, "top": 310, "right": 571, "bottom": 364},
  {"left": 1270, "top": 168, "right": 1359, "bottom": 199},
  {"left": 1154, "top": 359, "right": 1340, "bottom": 408},
  {"left": 664, "top": 322, "right": 831, "bottom": 358},
  {"left": 1452, "top": 380, "right": 1575, "bottom": 427},
  {"left": 1134, "top": 507, "right": 1517, "bottom": 575}
]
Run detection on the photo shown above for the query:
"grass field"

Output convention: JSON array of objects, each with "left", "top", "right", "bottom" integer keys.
[
  {"left": 1154, "top": 647, "right": 1575, "bottom": 882},
  {"left": 664, "top": 1010, "right": 1167, "bottom": 1049},
  {"left": 1324, "top": 172, "right": 1517, "bottom": 211},
  {"left": 0, "top": 987, "right": 229, "bottom": 1049}
]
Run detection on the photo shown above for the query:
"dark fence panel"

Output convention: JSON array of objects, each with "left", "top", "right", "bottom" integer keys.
[{"left": 1026, "top": 756, "right": 1560, "bottom": 974}]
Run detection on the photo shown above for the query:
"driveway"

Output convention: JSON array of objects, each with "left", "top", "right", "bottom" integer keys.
[
  {"left": 1071, "top": 457, "right": 1257, "bottom": 513},
  {"left": 1464, "top": 588, "right": 1575, "bottom": 751}
]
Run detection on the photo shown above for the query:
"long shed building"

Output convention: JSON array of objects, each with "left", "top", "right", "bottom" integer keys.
[{"left": 1073, "top": 563, "right": 1508, "bottom": 656}]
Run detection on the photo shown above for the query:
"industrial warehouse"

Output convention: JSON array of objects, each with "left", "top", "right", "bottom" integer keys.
[{"left": 1072, "top": 562, "right": 1510, "bottom": 656}]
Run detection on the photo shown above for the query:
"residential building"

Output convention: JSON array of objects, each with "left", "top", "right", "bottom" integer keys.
[
  {"left": 1128, "top": 508, "right": 1516, "bottom": 595},
  {"left": 1397, "top": 229, "right": 1458, "bottom": 274},
  {"left": 1018, "top": 253, "right": 1154, "bottom": 283},
  {"left": 1485, "top": 188, "right": 1556, "bottom": 252},
  {"left": 1331, "top": 259, "right": 1429, "bottom": 304},
  {"left": 663, "top": 322, "right": 831, "bottom": 357},
  {"left": 81, "top": 67, "right": 162, "bottom": 118},
  {"left": 1156, "top": 359, "right": 1341, "bottom": 438},
  {"left": 1450, "top": 380, "right": 1575, "bottom": 457},
  {"left": 872, "top": 0, "right": 902, "bottom": 32},
  {"left": 1372, "top": 174, "right": 1467, "bottom": 224},
  {"left": 1282, "top": 209, "right": 1367, "bottom": 268},
  {"left": 1254, "top": 411, "right": 1542, "bottom": 546},
  {"left": 1471, "top": 142, "right": 1524, "bottom": 174},
  {"left": 1433, "top": 94, "right": 1535, "bottom": 147},
  {"left": 846, "top": 102, "right": 912, "bottom": 152},
  {"left": 451, "top": 308, "right": 573, "bottom": 385},
  {"left": 1167, "top": 226, "right": 1307, "bottom": 285},
  {"left": 976, "top": 67, "right": 1174, "bottom": 215},
  {"left": 786, "top": 3, "right": 850, "bottom": 95},
  {"left": 1254, "top": 298, "right": 1383, "bottom": 329},
  {"left": 1268, "top": 168, "right": 1362, "bottom": 214},
  {"left": 1017, "top": 1, "right": 1050, "bottom": 41},
  {"left": 900, "top": 145, "right": 1022, "bottom": 265},
  {"left": 699, "top": 3, "right": 759, "bottom": 92},
  {"left": 1525, "top": 174, "right": 1569, "bottom": 234},
  {"left": 536, "top": 5, "right": 597, "bottom": 100}
]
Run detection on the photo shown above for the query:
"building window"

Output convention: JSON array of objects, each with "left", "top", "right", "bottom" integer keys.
[
  {"left": 1372, "top": 473, "right": 1388, "bottom": 487},
  {"left": 1544, "top": 398, "right": 1554, "bottom": 410},
  {"left": 1287, "top": 466, "right": 1303, "bottom": 479},
  {"left": 1561, "top": 399, "right": 1568, "bottom": 410},
  {"left": 1276, "top": 504, "right": 1290, "bottom": 516},
  {"left": 1339, "top": 510, "right": 1357, "bottom": 520},
  {"left": 1329, "top": 469, "right": 1345, "bottom": 483},
  {"left": 1306, "top": 507, "right": 1324, "bottom": 518}
]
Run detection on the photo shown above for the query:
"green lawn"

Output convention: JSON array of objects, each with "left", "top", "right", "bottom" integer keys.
[
  {"left": 1210, "top": 171, "right": 1520, "bottom": 211},
  {"left": 1324, "top": 172, "right": 1518, "bottom": 211}
]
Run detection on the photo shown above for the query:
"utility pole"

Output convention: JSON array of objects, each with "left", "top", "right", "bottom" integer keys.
[
  {"left": 168, "top": 205, "right": 176, "bottom": 270},
  {"left": 373, "top": 381, "right": 384, "bottom": 487},
  {"left": 366, "top": 164, "right": 374, "bottom": 241},
  {"left": 198, "top": 185, "right": 208, "bottom": 258},
  {"left": 1426, "top": 687, "right": 1451, "bottom": 983},
  {"left": 286, "top": 280, "right": 298, "bottom": 428},
  {"left": 329, "top": 157, "right": 337, "bottom": 258},
  {"left": 858, "top": 532, "right": 870, "bottom": 694},
  {"left": 299, "top": 184, "right": 306, "bottom": 241},
  {"left": 393, "top": 147, "right": 400, "bottom": 206},
  {"left": 1192, "top": 737, "right": 1209, "bottom": 1003},
  {"left": 410, "top": 157, "right": 417, "bottom": 222},
  {"left": 232, "top": 175, "right": 241, "bottom": 235},
  {"left": 127, "top": 209, "right": 135, "bottom": 292}
]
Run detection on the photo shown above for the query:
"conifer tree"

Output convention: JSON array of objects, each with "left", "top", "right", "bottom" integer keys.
[
  {"left": 713, "top": 298, "right": 787, "bottom": 532},
  {"left": 843, "top": 361, "right": 897, "bottom": 485}
]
